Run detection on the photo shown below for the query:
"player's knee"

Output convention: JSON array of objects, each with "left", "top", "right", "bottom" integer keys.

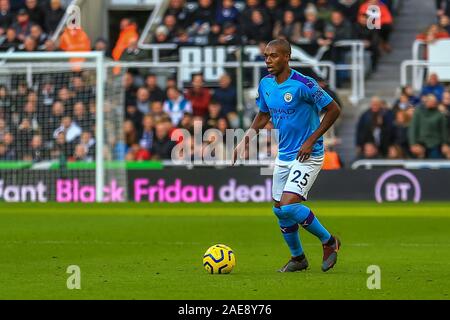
[
  {"left": 272, "top": 206, "right": 284, "bottom": 219},
  {"left": 273, "top": 206, "right": 297, "bottom": 229}
]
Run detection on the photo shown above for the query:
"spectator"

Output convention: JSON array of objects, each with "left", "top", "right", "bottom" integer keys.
[
  {"left": 391, "top": 109, "right": 412, "bottom": 157},
  {"left": 165, "top": 0, "right": 190, "bottom": 29},
  {"left": 16, "top": 118, "right": 35, "bottom": 157},
  {"left": 73, "top": 101, "right": 92, "bottom": 132},
  {"left": 135, "top": 87, "right": 151, "bottom": 115},
  {"left": 165, "top": 77, "right": 177, "bottom": 93},
  {"left": 0, "top": 117, "right": 8, "bottom": 140},
  {"left": 12, "top": 9, "right": 32, "bottom": 42},
  {"left": 139, "top": 114, "right": 154, "bottom": 151},
  {"left": 45, "top": 0, "right": 65, "bottom": 35},
  {"left": 154, "top": 25, "right": 170, "bottom": 44},
  {"left": 119, "top": 39, "right": 148, "bottom": 61},
  {"left": 436, "top": 0, "right": 450, "bottom": 18},
  {"left": 395, "top": 85, "right": 420, "bottom": 107},
  {"left": 354, "top": 13, "right": 380, "bottom": 71},
  {"left": 409, "top": 94, "right": 449, "bottom": 159},
  {"left": 217, "top": 21, "right": 241, "bottom": 45},
  {"left": 1, "top": 132, "right": 15, "bottom": 159},
  {"left": 303, "top": 4, "right": 325, "bottom": 37},
  {"left": 45, "top": 100, "right": 64, "bottom": 140},
  {"left": 204, "top": 100, "right": 224, "bottom": 130},
  {"left": 21, "top": 93, "right": 40, "bottom": 131},
  {"left": 53, "top": 116, "right": 82, "bottom": 143},
  {"left": 93, "top": 37, "right": 109, "bottom": 56},
  {"left": 273, "top": 10, "right": 302, "bottom": 44},
  {"left": 285, "top": 0, "right": 308, "bottom": 23},
  {"left": 161, "top": 14, "right": 178, "bottom": 41},
  {"left": 150, "top": 101, "right": 167, "bottom": 122},
  {"left": 126, "top": 143, "right": 151, "bottom": 161},
  {"left": 439, "top": 91, "right": 450, "bottom": 115},
  {"left": 356, "top": 96, "right": 394, "bottom": 157},
  {"left": 264, "top": 0, "right": 282, "bottom": 31},
  {"left": 185, "top": 73, "right": 211, "bottom": 117},
  {"left": 0, "top": 141, "right": 14, "bottom": 160},
  {"left": 28, "top": 134, "right": 46, "bottom": 162},
  {"left": 216, "top": 0, "right": 240, "bottom": 26},
  {"left": 123, "top": 71, "right": 137, "bottom": 107},
  {"left": 25, "top": 0, "right": 44, "bottom": 28},
  {"left": 71, "top": 75, "right": 93, "bottom": 104},
  {"left": 331, "top": 0, "right": 360, "bottom": 23},
  {"left": 112, "top": 18, "right": 139, "bottom": 61},
  {"left": 188, "top": 0, "right": 215, "bottom": 28},
  {"left": 151, "top": 119, "right": 177, "bottom": 160},
  {"left": 174, "top": 28, "right": 194, "bottom": 45},
  {"left": 360, "top": 142, "right": 381, "bottom": 159},
  {"left": 72, "top": 143, "right": 93, "bottom": 161},
  {"left": 359, "top": 0, "right": 394, "bottom": 53},
  {"left": 178, "top": 112, "right": 194, "bottom": 132},
  {"left": 387, "top": 144, "right": 405, "bottom": 159},
  {"left": 392, "top": 92, "right": 415, "bottom": 114},
  {"left": 125, "top": 104, "right": 143, "bottom": 134},
  {"left": 42, "top": 38, "right": 56, "bottom": 51},
  {"left": 163, "top": 87, "right": 193, "bottom": 126},
  {"left": 19, "top": 35, "right": 37, "bottom": 51},
  {"left": 51, "top": 130, "right": 75, "bottom": 160},
  {"left": 316, "top": 0, "right": 334, "bottom": 22},
  {"left": 420, "top": 73, "right": 445, "bottom": 102},
  {"left": 0, "top": 0, "right": 12, "bottom": 35},
  {"left": 416, "top": 23, "right": 450, "bottom": 45},
  {"left": 145, "top": 74, "right": 165, "bottom": 103},
  {"left": 77, "top": 131, "right": 95, "bottom": 159},
  {"left": 59, "top": 25, "right": 91, "bottom": 71},
  {"left": 329, "top": 10, "right": 353, "bottom": 42},
  {"left": 30, "top": 24, "right": 47, "bottom": 48},
  {"left": 439, "top": 15, "right": 450, "bottom": 34},
  {"left": 240, "top": 0, "right": 264, "bottom": 24},
  {"left": 212, "top": 73, "right": 238, "bottom": 126},
  {"left": 243, "top": 9, "right": 272, "bottom": 44},
  {"left": 124, "top": 119, "right": 138, "bottom": 149},
  {"left": 0, "top": 27, "right": 20, "bottom": 51}
]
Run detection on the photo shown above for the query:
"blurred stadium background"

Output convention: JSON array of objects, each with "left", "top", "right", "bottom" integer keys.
[
  {"left": 0, "top": 0, "right": 449, "bottom": 203},
  {"left": 0, "top": 0, "right": 450, "bottom": 300}
]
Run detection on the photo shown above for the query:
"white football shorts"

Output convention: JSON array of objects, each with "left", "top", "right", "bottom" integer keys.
[{"left": 272, "top": 155, "right": 324, "bottom": 202}]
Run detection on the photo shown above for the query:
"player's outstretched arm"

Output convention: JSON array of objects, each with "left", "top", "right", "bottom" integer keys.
[
  {"left": 297, "top": 100, "right": 341, "bottom": 162},
  {"left": 232, "top": 111, "right": 271, "bottom": 165}
]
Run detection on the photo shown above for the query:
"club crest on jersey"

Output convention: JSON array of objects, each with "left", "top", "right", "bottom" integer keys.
[{"left": 284, "top": 93, "right": 293, "bottom": 103}]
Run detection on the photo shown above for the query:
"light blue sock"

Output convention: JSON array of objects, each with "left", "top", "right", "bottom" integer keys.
[
  {"left": 273, "top": 207, "right": 303, "bottom": 257},
  {"left": 280, "top": 203, "right": 332, "bottom": 244}
]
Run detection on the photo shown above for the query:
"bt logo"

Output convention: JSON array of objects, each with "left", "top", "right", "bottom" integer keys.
[{"left": 375, "top": 169, "right": 421, "bottom": 203}]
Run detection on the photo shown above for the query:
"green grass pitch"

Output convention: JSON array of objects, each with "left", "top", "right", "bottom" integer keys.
[{"left": 0, "top": 201, "right": 449, "bottom": 300}]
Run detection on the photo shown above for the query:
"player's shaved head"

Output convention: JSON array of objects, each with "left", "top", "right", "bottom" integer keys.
[{"left": 267, "top": 39, "right": 291, "bottom": 56}]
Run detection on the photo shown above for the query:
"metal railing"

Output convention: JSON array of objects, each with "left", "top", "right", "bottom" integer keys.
[
  {"left": 352, "top": 160, "right": 450, "bottom": 170},
  {"left": 401, "top": 60, "right": 450, "bottom": 89},
  {"left": 334, "top": 40, "right": 366, "bottom": 104},
  {"left": 411, "top": 40, "right": 427, "bottom": 91}
]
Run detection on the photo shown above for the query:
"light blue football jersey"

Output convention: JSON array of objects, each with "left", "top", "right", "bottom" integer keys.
[{"left": 256, "top": 69, "right": 333, "bottom": 161}]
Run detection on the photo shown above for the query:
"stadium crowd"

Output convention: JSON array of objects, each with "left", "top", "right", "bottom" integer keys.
[
  {"left": 356, "top": 74, "right": 450, "bottom": 160},
  {"left": 0, "top": 0, "right": 449, "bottom": 166},
  {"left": 152, "top": 0, "right": 396, "bottom": 72},
  {"left": 356, "top": 1, "right": 450, "bottom": 160}
]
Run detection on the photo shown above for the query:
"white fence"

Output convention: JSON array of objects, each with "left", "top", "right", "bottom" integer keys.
[{"left": 352, "top": 160, "right": 450, "bottom": 170}]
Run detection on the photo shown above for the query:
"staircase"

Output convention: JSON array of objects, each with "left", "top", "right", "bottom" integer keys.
[{"left": 335, "top": 0, "right": 437, "bottom": 166}]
